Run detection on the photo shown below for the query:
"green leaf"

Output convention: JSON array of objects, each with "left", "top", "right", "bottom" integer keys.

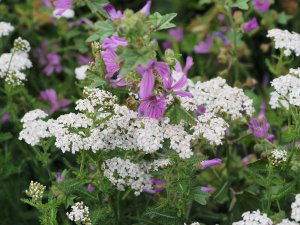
[
  {"left": 146, "top": 13, "right": 177, "bottom": 30},
  {"left": 0, "top": 132, "right": 12, "bottom": 142},
  {"left": 118, "top": 49, "right": 151, "bottom": 75},
  {"left": 277, "top": 12, "right": 293, "bottom": 25},
  {"left": 230, "top": 0, "right": 249, "bottom": 10},
  {"left": 198, "top": 0, "right": 213, "bottom": 6},
  {"left": 164, "top": 101, "right": 197, "bottom": 126},
  {"left": 85, "top": 0, "right": 109, "bottom": 16},
  {"left": 86, "top": 20, "right": 116, "bottom": 42},
  {"left": 191, "top": 187, "right": 209, "bottom": 205}
]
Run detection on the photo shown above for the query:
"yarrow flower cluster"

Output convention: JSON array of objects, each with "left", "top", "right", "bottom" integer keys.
[
  {"left": 75, "top": 65, "right": 89, "bottom": 80},
  {"left": 269, "top": 68, "right": 300, "bottom": 109},
  {"left": 0, "top": 35, "right": 32, "bottom": 85},
  {"left": 25, "top": 181, "right": 46, "bottom": 202},
  {"left": 269, "top": 149, "right": 287, "bottom": 166},
  {"left": 291, "top": 194, "right": 300, "bottom": 222},
  {"left": 267, "top": 29, "right": 300, "bottom": 56},
  {"left": 189, "top": 77, "right": 254, "bottom": 120},
  {"left": 103, "top": 157, "right": 170, "bottom": 195},
  {"left": 66, "top": 202, "right": 91, "bottom": 225},
  {"left": 0, "top": 21, "right": 14, "bottom": 37},
  {"left": 232, "top": 210, "right": 273, "bottom": 225}
]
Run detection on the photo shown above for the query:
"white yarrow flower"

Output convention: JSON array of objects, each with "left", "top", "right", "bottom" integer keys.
[{"left": 0, "top": 21, "right": 14, "bottom": 37}]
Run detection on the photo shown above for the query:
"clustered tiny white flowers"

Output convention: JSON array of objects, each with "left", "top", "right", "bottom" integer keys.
[
  {"left": 53, "top": 9, "right": 75, "bottom": 19},
  {"left": 179, "top": 96, "right": 197, "bottom": 112},
  {"left": 75, "top": 65, "right": 89, "bottom": 80},
  {"left": 270, "top": 149, "right": 287, "bottom": 166},
  {"left": 232, "top": 210, "right": 273, "bottom": 225},
  {"left": 0, "top": 21, "right": 14, "bottom": 37},
  {"left": 184, "top": 222, "right": 200, "bottom": 225},
  {"left": 103, "top": 157, "right": 158, "bottom": 195},
  {"left": 189, "top": 77, "right": 254, "bottom": 120},
  {"left": 25, "top": 181, "right": 46, "bottom": 202},
  {"left": 13, "top": 37, "right": 31, "bottom": 53},
  {"left": 0, "top": 35, "right": 32, "bottom": 85},
  {"left": 66, "top": 202, "right": 91, "bottom": 225},
  {"left": 192, "top": 113, "right": 229, "bottom": 146},
  {"left": 19, "top": 87, "right": 231, "bottom": 193},
  {"left": 270, "top": 69, "right": 300, "bottom": 109},
  {"left": 291, "top": 194, "right": 300, "bottom": 222},
  {"left": 267, "top": 29, "right": 300, "bottom": 56}
]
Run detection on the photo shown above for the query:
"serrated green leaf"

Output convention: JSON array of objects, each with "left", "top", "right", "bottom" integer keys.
[
  {"left": 118, "top": 49, "right": 151, "bottom": 75},
  {"left": 146, "top": 12, "right": 177, "bottom": 30},
  {"left": 277, "top": 12, "right": 293, "bottom": 25},
  {"left": 85, "top": 0, "right": 109, "bottom": 16},
  {"left": 87, "top": 20, "right": 116, "bottom": 42}
]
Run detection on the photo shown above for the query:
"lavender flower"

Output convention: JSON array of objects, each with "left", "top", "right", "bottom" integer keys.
[
  {"left": 103, "top": 4, "right": 124, "bottom": 21},
  {"left": 242, "top": 154, "right": 255, "bottom": 165},
  {"left": 162, "top": 27, "right": 184, "bottom": 49},
  {"left": 55, "top": 172, "right": 63, "bottom": 182},
  {"left": 140, "top": 0, "right": 152, "bottom": 16},
  {"left": 249, "top": 102, "right": 274, "bottom": 142},
  {"left": 138, "top": 95, "right": 167, "bottom": 119},
  {"left": 138, "top": 60, "right": 170, "bottom": 99},
  {"left": 53, "top": 0, "right": 73, "bottom": 16},
  {"left": 44, "top": 52, "right": 63, "bottom": 76},
  {"left": 143, "top": 178, "right": 165, "bottom": 194},
  {"left": 42, "top": 0, "right": 52, "bottom": 7},
  {"left": 200, "top": 158, "right": 222, "bottom": 169},
  {"left": 1, "top": 112, "right": 10, "bottom": 123},
  {"left": 214, "top": 32, "right": 231, "bottom": 46},
  {"left": 102, "top": 48, "right": 119, "bottom": 78},
  {"left": 253, "top": 0, "right": 270, "bottom": 12},
  {"left": 77, "top": 54, "right": 92, "bottom": 65},
  {"left": 87, "top": 184, "right": 95, "bottom": 193},
  {"left": 201, "top": 186, "right": 214, "bottom": 193},
  {"left": 243, "top": 17, "right": 259, "bottom": 33},
  {"left": 102, "top": 36, "right": 128, "bottom": 51},
  {"left": 40, "top": 89, "right": 71, "bottom": 114},
  {"left": 194, "top": 35, "right": 213, "bottom": 54}
]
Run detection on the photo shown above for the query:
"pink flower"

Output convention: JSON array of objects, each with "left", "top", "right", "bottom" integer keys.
[
  {"left": 102, "top": 36, "right": 128, "bottom": 51},
  {"left": 168, "top": 28, "right": 184, "bottom": 42},
  {"left": 40, "top": 89, "right": 71, "bottom": 114},
  {"left": 103, "top": 4, "right": 124, "bottom": 21},
  {"left": 53, "top": 0, "right": 73, "bottom": 16},
  {"left": 138, "top": 95, "right": 167, "bottom": 119},
  {"left": 200, "top": 158, "right": 222, "bottom": 169},
  {"left": 201, "top": 186, "right": 214, "bottom": 193},
  {"left": 55, "top": 172, "right": 64, "bottom": 182},
  {"left": 87, "top": 184, "right": 95, "bottom": 193},
  {"left": 243, "top": 17, "right": 259, "bottom": 33},
  {"left": 44, "top": 53, "right": 63, "bottom": 76},
  {"left": 242, "top": 154, "right": 255, "bottom": 165},
  {"left": 253, "top": 0, "right": 270, "bottom": 12},
  {"left": 143, "top": 178, "right": 165, "bottom": 194},
  {"left": 1, "top": 112, "right": 10, "bottom": 124},
  {"left": 138, "top": 60, "right": 170, "bottom": 99},
  {"left": 194, "top": 35, "right": 213, "bottom": 54},
  {"left": 140, "top": 0, "right": 152, "bottom": 16}
]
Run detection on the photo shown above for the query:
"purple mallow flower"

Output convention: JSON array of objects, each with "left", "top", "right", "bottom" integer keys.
[
  {"left": 140, "top": 0, "right": 152, "bottom": 16},
  {"left": 55, "top": 172, "right": 64, "bottom": 182},
  {"left": 214, "top": 32, "right": 231, "bottom": 46},
  {"left": 87, "top": 184, "right": 95, "bottom": 193},
  {"left": 243, "top": 17, "right": 259, "bottom": 33},
  {"left": 249, "top": 102, "right": 274, "bottom": 142},
  {"left": 200, "top": 158, "right": 222, "bottom": 169},
  {"left": 194, "top": 35, "right": 213, "bottom": 54},
  {"left": 102, "top": 36, "right": 128, "bottom": 51},
  {"left": 42, "top": 0, "right": 52, "bottom": 7},
  {"left": 44, "top": 52, "right": 63, "bottom": 76},
  {"left": 1, "top": 112, "right": 10, "bottom": 124},
  {"left": 162, "top": 27, "right": 184, "bottom": 49},
  {"left": 138, "top": 95, "right": 167, "bottom": 119},
  {"left": 201, "top": 186, "right": 214, "bottom": 193},
  {"left": 40, "top": 89, "right": 71, "bottom": 114},
  {"left": 53, "top": 0, "right": 72, "bottom": 16},
  {"left": 77, "top": 54, "right": 92, "bottom": 65},
  {"left": 103, "top": 4, "right": 124, "bottom": 21},
  {"left": 253, "top": 0, "right": 270, "bottom": 12},
  {"left": 144, "top": 178, "right": 165, "bottom": 194},
  {"left": 242, "top": 154, "right": 255, "bottom": 165}
]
